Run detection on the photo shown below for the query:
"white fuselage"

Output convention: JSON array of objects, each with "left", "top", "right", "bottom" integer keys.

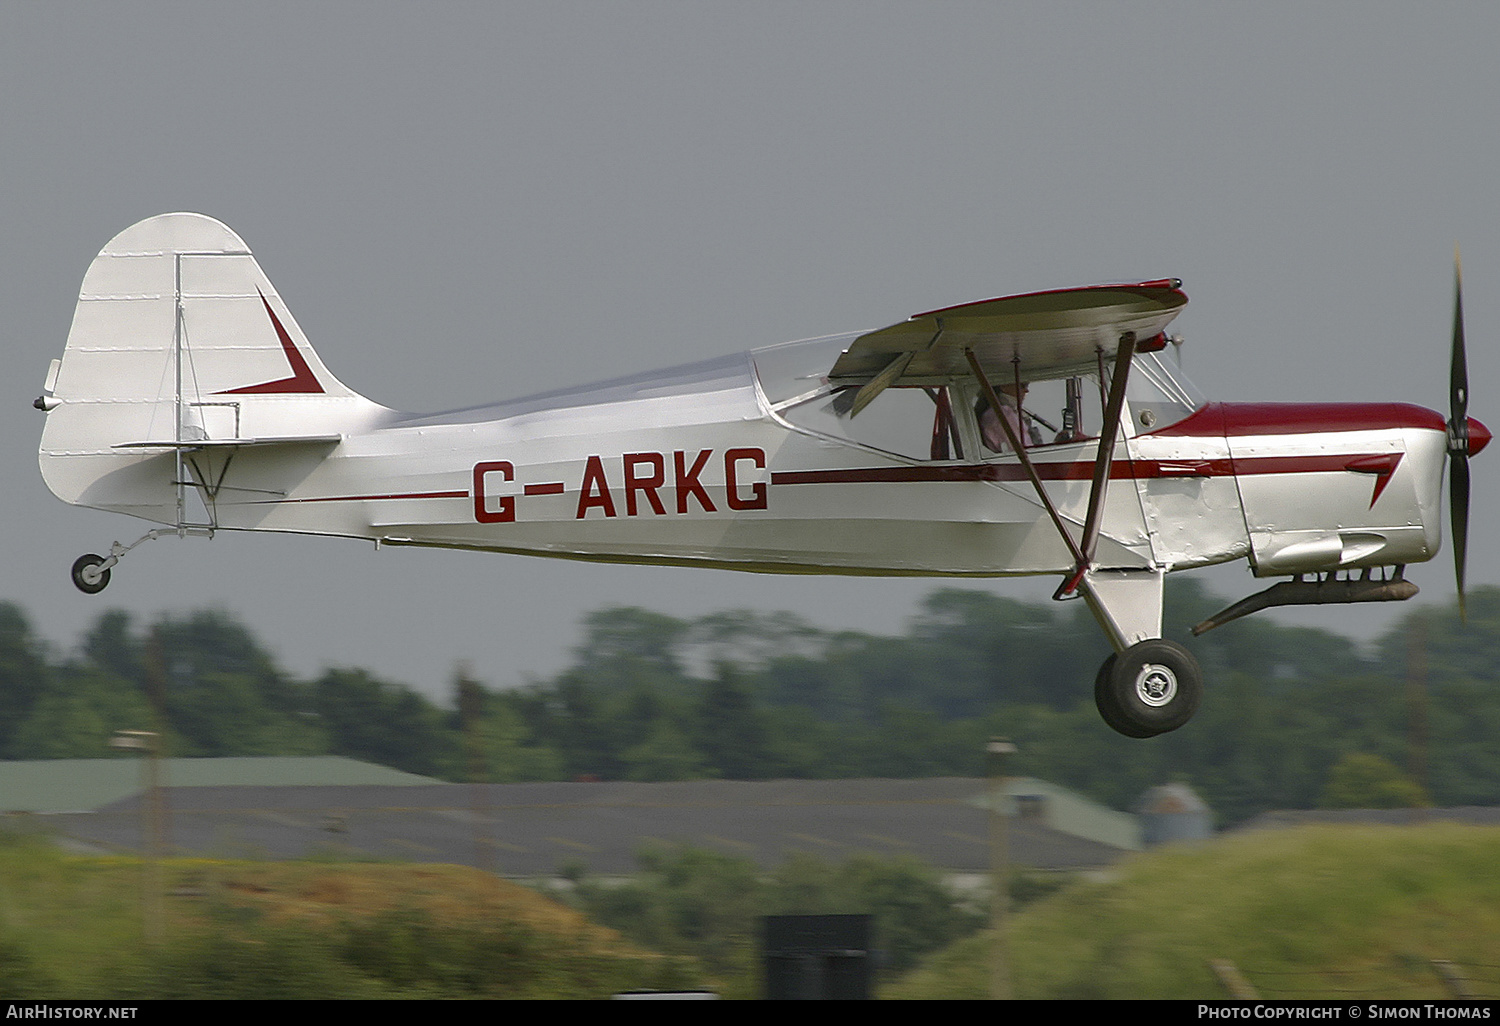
[{"left": 169, "top": 342, "right": 1453, "bottom": 583}]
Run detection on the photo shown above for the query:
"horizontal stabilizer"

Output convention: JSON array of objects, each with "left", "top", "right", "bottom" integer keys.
[{"left": 112, "top": 434, "right": 343, "bottom": 450}]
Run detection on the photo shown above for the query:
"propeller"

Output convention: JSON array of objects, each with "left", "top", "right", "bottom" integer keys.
[{"left": 1448, "top": 249, "right": 1471, "bottom": 620}]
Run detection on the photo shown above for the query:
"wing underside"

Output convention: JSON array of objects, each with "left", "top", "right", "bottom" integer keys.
[{"left": 828, "top": 281, "right": 1187, "bottom": 393}]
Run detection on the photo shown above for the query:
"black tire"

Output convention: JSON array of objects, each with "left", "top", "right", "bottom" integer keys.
[
  {"left": 71, "top": 554, "right": 111, "bottom": 594},
  {"left": 1100, "top": 639, "right": 1202, "bottom": 738},
  {"left": 1094, "top": 652, "right": 1158, "bottom": 738}
]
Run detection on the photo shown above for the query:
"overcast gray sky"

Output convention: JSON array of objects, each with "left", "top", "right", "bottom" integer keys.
[{"left": 5, "top": 3, "right": 1498, "bottom": 699}]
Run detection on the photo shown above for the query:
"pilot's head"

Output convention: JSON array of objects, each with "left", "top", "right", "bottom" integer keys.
[{"left": 974, "top": 382, "right": 1026, "bottom": 415}]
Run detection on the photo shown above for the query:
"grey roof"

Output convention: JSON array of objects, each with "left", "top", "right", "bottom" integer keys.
[
  {"left": 0, "top": 757, "right": 443, "bottom": 813},
  {"left": 35, "top": 777, "right": 1130, "bottom": 876}
]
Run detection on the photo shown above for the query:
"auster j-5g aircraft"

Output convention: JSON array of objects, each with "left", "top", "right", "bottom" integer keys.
[{"left": 36, "top": 213, "right": 1490, "bottom": 737}]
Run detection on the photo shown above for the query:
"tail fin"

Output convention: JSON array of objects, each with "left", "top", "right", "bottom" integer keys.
[{"left": 38, "top": 213, "right": 386, "bottom": 522}]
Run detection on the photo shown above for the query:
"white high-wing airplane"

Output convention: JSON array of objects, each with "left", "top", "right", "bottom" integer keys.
[{"left": 36, "top": 213, "right": 1488, "bottom": 737}]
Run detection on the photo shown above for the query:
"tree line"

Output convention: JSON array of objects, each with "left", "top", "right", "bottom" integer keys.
[{"left": 3, "top": 580, "right": 1498, "bottom": 825}]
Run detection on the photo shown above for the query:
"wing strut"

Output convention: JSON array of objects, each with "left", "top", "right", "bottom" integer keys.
[
  {"left": 966, "top": 332, "right": 1139, "bottom": 601},
  {"left": 1062, "top": 331, "right": 1138, "bottom": 597},
  {"left": 964, "top": 349, "right": 1087, "bottom": 568}
]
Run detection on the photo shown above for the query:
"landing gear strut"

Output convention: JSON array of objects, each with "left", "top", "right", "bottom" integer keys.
[
  {"left": 1093, "top": 639, "right": 1202, "bottom": 738},
  {"left": 67, "top": 529, "right": 177, "bottom": 594}
]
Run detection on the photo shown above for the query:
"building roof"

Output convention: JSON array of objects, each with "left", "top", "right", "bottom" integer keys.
[
  {"left": 36, "top": 776, "right": 1132, "bottom": 876},
  {"left": 1002, "top": 776, "right": 1143, "bottom": 850},
  {"left": 0, "top": 757, "right": 443, "bottom": 813}
]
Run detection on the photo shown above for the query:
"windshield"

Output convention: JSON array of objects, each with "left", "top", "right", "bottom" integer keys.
[{"left": 1124, "top": 350, "right": 1203, "bottom": 432}]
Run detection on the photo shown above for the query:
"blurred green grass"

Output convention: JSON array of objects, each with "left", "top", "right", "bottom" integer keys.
[
  {"left": 886, "top": 823, "right": 1500, "bottom": 1000},
  {"left": 0, "top": 830, "right": 699, "bottom": 998}
]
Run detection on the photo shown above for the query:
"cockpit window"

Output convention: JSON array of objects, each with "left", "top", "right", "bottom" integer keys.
[
  {"left": 1124, "top": 350, "right": 1203, "bottom": 432},
  {"left": 751, "top": 333, "right": 860, "bottom": 408},
  {"left": 782, "top": 384, "right": 962, "bottom": 462},
  {"left": 756, "top": 334, "right": 1205, "bottom": 460}
]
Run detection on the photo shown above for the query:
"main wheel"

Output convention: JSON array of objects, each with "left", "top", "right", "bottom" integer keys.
[
  {"left": 1094, "top": 652, "right": 1157, "bottom": 738},
  {"left": 71, "top": 554, "right": 111, "bottom": 594},
  {"left": 1098, "top": 640, "right": 1202, "bottom": 738}
]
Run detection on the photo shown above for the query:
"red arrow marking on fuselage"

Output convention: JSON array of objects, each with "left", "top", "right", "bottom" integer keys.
[
  {"left": 217, "top": 289, "right": 325, "bottom": 395},
  {"left": 1344, "top": 452, "right": 1404, "bottom": 507}
]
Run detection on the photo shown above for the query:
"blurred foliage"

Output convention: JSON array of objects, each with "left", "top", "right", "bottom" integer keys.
[
  {"left": 565, "top": 844, "right": 985, "bottom": 996},
  {"left": 0, "top": 832, "right": 699, "bottom": 999},
  {"left": 887, "top": 823, "right": 1500, "bottom": 1000},
  {"left": 1320, "top": 752, "right": 1430, "bottom": 809},
  {"left": 4, "top": 581, "right": 1500, "bottom": 824}
]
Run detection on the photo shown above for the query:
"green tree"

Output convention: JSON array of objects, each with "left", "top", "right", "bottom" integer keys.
[
  {"left": 315, "top": 668, "right": 453, "bottom": 776},
  {"left": 768, "top": 853, "right": 984, "bottom": 973},
  {"left": 571, "top": 846, "right": 984, "bottom": 992},
  {"left": 81, "top": 609, "right": 144, "bottom": 685},
  {"left": 0, "top": 603, "right": 52, "bottom": 757},
  {"left": 571, "top": 607, "right": 689, "bottom": 692},
  {"left": 455, "top": 681, "right": 564, "bottom": 783},
  {"left": 1319, "top": 752, "right": 1429, "bottom": 809},
  {"left": 8, "top": 666, "right": 156, "bottom": 759},
  {"left": 148, "top": 611, "right": 317, "bottom": 756},
  {"left": 696, "top": 662, "right": 770, "bottom": 779},
  {"left": 621, "top": 720, "right": 713, "bottom": 781}
]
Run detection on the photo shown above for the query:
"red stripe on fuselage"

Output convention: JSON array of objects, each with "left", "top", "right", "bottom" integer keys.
[
  {"left": 769, "top": 454, "right": 1392, "bottom": 488},
  {"left": 1147, "top": 402, "right": 1447, "bottom": 438},
  {"left": 260, "top": 490, "right": 469, "bottom": 504}
]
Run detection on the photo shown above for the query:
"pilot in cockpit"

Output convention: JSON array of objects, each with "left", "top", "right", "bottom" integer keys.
[
  {"left": 976, "top": 376, "right": 1089, "bottom": 452},
  {"left": 975, "top": 383, "right": 1044, "bottom": 453}
]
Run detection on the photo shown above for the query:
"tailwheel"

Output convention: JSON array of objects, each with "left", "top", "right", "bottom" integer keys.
[
  {"left": 71, "top": 553, "right": 111, "bottom": 594},
  {"left": 1094, "top": 639, "right": 1202, "bottom": 738}
]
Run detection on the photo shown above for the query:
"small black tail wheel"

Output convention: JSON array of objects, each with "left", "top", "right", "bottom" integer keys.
[
  {"left": 1099, "top": 639, "right": 1202, "bottom": 738},
  {"left": 71, "top": 554, "right": 111, "bottom": 594}
]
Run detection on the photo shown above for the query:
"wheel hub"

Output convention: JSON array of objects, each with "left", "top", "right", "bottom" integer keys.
[{"left": 1134, "top": 664, "right": 1178, "bottom": 707}]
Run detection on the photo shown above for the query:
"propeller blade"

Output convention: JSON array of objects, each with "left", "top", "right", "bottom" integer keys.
[
  {"left": 1449, "top": 249, "right": 1470, "bottom": 620},
  {"left": 1452, "top": 450, "right": 1470, "bottom": 621},
  {"left": 1451, "top": 249, "right": 1469, "bottom": 447}
]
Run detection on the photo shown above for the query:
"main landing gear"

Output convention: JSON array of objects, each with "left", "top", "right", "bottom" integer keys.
[
  {"left": 1072, "top": 569, "right": 1201, "bottom": 738},
  {"left": 1093, "top": 639, "right": 1202, "bottom": 738}
]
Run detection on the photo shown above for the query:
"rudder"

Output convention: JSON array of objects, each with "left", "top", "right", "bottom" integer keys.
[{"left": 38, "top": 213, "right": 386, "bottom": 522}]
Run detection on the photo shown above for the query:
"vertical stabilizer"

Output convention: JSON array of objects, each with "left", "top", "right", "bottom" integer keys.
[{"left": 38, "top": 213, "right": 387, "bottom": 522}]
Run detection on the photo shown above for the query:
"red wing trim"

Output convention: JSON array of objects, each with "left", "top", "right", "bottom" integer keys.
[{"left": 217, "top": 290, "right": 325, "bottom": 395}]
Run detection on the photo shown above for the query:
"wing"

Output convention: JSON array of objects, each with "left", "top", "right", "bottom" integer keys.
[{"left": 829, "top": 280, "right": 1187, "bottom": 415}]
